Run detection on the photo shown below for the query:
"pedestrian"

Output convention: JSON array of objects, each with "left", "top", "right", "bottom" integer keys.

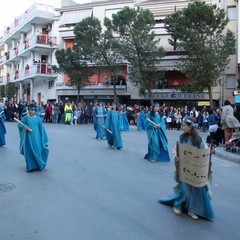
[
  {"left": 64, "top": 101, "right": 73, "bottom": 125},
  {"left": 93, "top": 102, "right": 108, "bottom": 140},
  {"left": 104, "top": 102, "right": 123, "bottom": 150},
  {"left": 221, "top": 100, "right": 240, "bottom": 144},
  {"left": 0, "top": 106, "right": 6, "bottom": 146},
  {"left": 207, "top": 108, "right": 221, "bottom": 147},
  {"left": 16, "top": 104, "right": 49, "bottom": 172},
  {"left": 159, "top": 116, "right": 214, "bottom": 220},
  {"left": 144, "top": 102, "right": 170, "bottom": 162}
]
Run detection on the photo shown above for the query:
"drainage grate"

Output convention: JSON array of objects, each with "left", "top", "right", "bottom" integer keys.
[{"left": 0, "top": 183, "right": 15, "bottom": 193}]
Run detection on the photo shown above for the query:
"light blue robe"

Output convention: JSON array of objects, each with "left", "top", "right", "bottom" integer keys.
[
  {"left": 93, "top": 107, "right": 108, "bottom": 139},
  {"left": 137, "top": 110, "right": 146, "bottom": 131},
  {"left": 0, "top": 107, "right": 6, "bottom": 146},
  {"left": 120, "top": 109, "right": 130, "bottom": 131},
  {"left": 17, "top": 114, "right": 49, "bottom": 172},
  {"left": 144, "top": 112, "right": 170, "bottom": 162},
  {"left": 159, "top": 136, "right": 215, "bottom": 220},
  {"left": 104, "top": 110, "right": 123, "bottom": 149}
]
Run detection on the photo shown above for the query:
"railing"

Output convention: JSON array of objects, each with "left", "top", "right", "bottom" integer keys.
[
  {"left": 56, "top": 82, "right": 127, "bottom": 89},
  {"left": 2, "top": 3, "right": 54, "bottom": 41},
  {"left": 1, "top": 34, "right": 58, "bottom": 64},
  {"left": 3, "top": 64, "right": 57, "bottom": 82}
]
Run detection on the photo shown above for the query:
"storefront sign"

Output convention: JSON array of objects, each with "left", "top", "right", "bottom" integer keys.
[
  {"left": 197, "top": 101, "right": 210, "bottom": 106},
  {"left": 144, "top": 92, "right": 209, "bottom": 100}
]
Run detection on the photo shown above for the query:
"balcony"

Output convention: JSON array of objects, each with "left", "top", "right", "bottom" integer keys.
[
  {"left": 3, "top": 64, "right": 57, "bottom": 84},
  {"left": 2, "top": 3, "right": 55, "bottom": 43},
  {"left": 56, "top": 82, "right": 127, "bottom": 96},
  {"left": 1, "top": 34, "right": 58, "bottom": 64}
]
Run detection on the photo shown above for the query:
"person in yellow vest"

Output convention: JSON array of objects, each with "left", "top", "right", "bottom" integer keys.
[{"left": 64, "top": 101, "right": 73, "bottom": 125}]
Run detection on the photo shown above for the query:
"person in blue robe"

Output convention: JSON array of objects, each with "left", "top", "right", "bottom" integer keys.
[
  {"left": 0, "top": 106, "right": 6, "bottom": 146},
  {"left": 104, "top": 102, "right": 123, "bottom": 150},
  {"left": 137, "top": 106, "right": 146, "bottom": 131},
  {"left": 93, "top": 102, "right": 108, "bottom": 140},
  {"left": 144, "top": 103, "right": 170, "bottom": 162},
  {"left": 119, "top": 104, "right": 130, "bottom": 131},
  {"left": 159, "top": 116, "right": 214, "bottom": 220},
  {"left": 17, "top": 104, "right": 49, "bottom": 172}
]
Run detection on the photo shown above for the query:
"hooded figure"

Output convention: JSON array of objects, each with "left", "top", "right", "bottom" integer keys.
[
  {"left": 17, "top": 104, "right": 49, "bottom": 172},
  {"left": 104, "top": 102, "right": 123, "bottom": 149},
  {"left": 144, "top": 102, "right": 170, "bottom": 162}
]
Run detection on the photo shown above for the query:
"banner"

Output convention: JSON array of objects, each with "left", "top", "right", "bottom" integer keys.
[{"left": 178, "top": 144, "right": 210, "bottom": 187}]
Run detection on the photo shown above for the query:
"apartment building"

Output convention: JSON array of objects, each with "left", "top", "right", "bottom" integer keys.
[
  {"left": 0, "top": 0, "right": 238, "bottom": 107},
  {"left": 0, "top": 3, "right": 59, "bottom": 104}
]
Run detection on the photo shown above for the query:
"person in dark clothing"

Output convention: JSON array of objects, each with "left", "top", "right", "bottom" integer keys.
[
  {"left": 17, "top": 101, "right": 24, "bottom": 120},
  {"left": 234, "top": 104, "right": 240, "bottom": 130}
]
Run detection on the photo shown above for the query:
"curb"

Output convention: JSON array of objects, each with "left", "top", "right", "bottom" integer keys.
[{"left": 214, "top": 147, "right": 240, "bottom": 164}]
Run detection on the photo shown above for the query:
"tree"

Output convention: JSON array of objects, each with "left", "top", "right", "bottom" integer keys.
[
  {"left": 164, "top": 1, "right": 235, "bottom": 107},
  {"left": 74, "top": 17, "right": 125, "bottom": 102},
  {"left": 105, "top": 6, "right": 165, "bottom": 104},
  {"left": 5, "top": 82, "right": 15, "bottom": 99},
  {"left": 0, "top": 85, "right": 5, "bottom": 98},
  {"left": 55, "top": 46, "right": 95, "bottom": 104}
]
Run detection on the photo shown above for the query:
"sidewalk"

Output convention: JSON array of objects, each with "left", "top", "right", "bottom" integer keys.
[{"left": 214, "top": 146, "right": 240, "bottom": 164}]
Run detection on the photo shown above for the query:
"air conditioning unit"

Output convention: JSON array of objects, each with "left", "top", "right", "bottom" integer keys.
[{"left": 46, "top": 24, "right": 52, "bottom": 31}]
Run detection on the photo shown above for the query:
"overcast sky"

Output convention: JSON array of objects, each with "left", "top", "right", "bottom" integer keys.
[{"left": 0, "top": 0, "right": 91, "bottom": 35}]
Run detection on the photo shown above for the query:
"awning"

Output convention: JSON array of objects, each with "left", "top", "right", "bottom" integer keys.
[{"left": 59, "top": 9, "right": 92, "bottom": 26}]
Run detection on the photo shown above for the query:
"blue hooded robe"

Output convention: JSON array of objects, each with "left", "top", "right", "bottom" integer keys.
[
  {"left": 17, "top": 114, "right": 49, "bottom": 172},
  {"left": 93, "top": 106, "right": 108, "bottom": 139},
  {"left": 104, "top": 109, "right": 123, "bottom": 149},
  {"left": 0, "top": 107, "right": 6, "bottom": 146},
  {"left": 120, "top": 109, "right": 130, "bottom": 131},
  {"left": 144, "top": 111, "right": 170, "bottom": 162},
  {"left": 137, "top": 109, "right": 146, "bottom": 131}
]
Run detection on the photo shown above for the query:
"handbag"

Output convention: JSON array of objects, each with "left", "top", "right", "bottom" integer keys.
[{"left": 166, "top": 117, "right": 172, "bottom": 123}]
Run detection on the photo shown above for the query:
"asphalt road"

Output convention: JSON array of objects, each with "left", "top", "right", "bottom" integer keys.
[{"left": 0, "top": 122, "right": 239, "bottom": 240}]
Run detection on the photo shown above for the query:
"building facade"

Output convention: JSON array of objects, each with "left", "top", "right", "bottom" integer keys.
[{"left": 0, "top": 0, "right": 239, "bottom": 107}]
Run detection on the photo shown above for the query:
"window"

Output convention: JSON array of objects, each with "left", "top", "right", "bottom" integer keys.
[
  {"left": 227, "top": 6, "right": 237, "bottom": 20},
  {"left": 154, "top": 19, "right": 164, "bottom": 29},
  {"left": 226, "top": 74, "right": 236, "bottom": 89},
  {"left": 48, "top": 80, "right": 54, "bottom": 89}
]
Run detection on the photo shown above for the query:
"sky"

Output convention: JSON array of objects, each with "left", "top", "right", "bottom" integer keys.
[{"left": 0, "top": 0, "right": 91, "bottom": 35}]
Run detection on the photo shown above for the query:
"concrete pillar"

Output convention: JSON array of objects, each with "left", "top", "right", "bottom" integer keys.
[{"left": 30, "top": 79, "right": 33, "bottom": 101}]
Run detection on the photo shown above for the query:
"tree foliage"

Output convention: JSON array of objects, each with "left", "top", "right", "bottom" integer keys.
[
  {"left": 0, "top": 85, "right": 5, "bottom": 98},
  {"left": 74, "top": 17, "right": 124, "bottom": 102},
  {"left": 55, "top": 45, "right": 95, "bottom": 103},
  {"left": 5, "top": 82, "right": 15, "bottom": 99},
  {"left": 105, "top": 6, "right": 165, "bottom": 104},
  {"left": 165, "top": 1, "right": 235, "bottom": 106}
]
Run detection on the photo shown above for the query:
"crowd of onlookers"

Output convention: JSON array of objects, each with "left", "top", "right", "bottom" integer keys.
[{"left": 1, "top": 99, "right": 239, "bottom": 142}]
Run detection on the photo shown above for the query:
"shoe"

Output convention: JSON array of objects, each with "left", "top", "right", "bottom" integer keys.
[
  {"left": 108, "top": 145, "right": 112, "bottom": 149},
  {"left": 173, "top": 207, "right": 182, "bottom": 215},
  {"left": 188, "top": 212, "right": 199, "bottom": 220},
  {"left": 149, "top": 159, "right": 157, "bottom": 163},
  {"left": 98, "top": 138, "right": 101, "bottom": 141}
]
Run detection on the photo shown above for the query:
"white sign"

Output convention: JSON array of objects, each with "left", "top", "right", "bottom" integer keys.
[{"left": 178, "top": 144, "right": 211, "bottom": 187}]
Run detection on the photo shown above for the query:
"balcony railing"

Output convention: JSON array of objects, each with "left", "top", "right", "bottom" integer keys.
[
  {"left": 2, "top": 3, "right": 54, "bottom": 42},
  {"left": 3, "top": 64, "right": 57, "bottom": 82},
  {"left": 1, "top": 34, "right": 58, "bottom": 64}
]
